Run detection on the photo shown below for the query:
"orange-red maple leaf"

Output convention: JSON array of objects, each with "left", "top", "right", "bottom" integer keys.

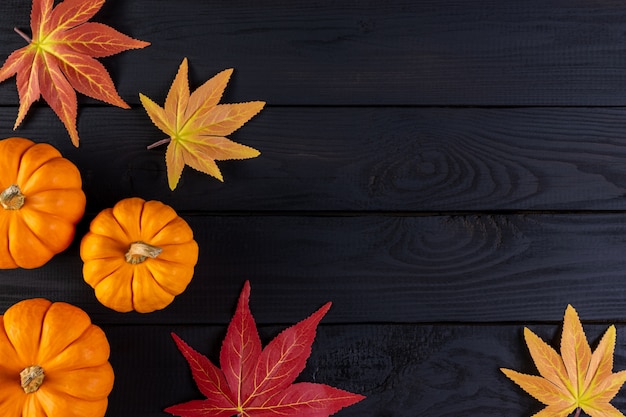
[
  {"left": 0, "top": 0, "right": 150, "bottom": 146},
  {"left": 139, "top": 58, "right": 264, "bottom": 190},
  {"left": 501, "top": 305, "right": 626, "bottom": 417},
  {"left": 165, "top": 281, "right": 365, "bottom": 417}
]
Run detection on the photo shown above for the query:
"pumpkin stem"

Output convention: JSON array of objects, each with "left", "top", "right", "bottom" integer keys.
[
  {"left": 125, "top": 241, "right": 162, "bottom": 264},
  {"left": 20, "top": 365, "right": 44, "bottom": 393},
  {"left": 0, "top": 184, "right": 25, "bottom": 210}
]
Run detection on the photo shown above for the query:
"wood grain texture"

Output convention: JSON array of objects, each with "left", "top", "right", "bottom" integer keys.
[
  {"left": 3, "top": 106, "right": 626, "bottom": 212},
  {"left": 0, "top": 0, "right": 625, "bottom": 416},
  {"left": 2, "top": 213, "right": 626, "bottom": 325},
  {"left": 2, "top": 0, "right": 626, "bottom": 105},
  {"left": 102, "top": 322, "right": 626, "bottom": 417}
]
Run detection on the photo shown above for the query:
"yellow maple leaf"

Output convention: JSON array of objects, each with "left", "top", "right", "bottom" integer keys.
[
  {"left": 139, "top": 57, "right": 264, "bottom": 190},
  {"left": 501, "top": 305, "right": 626, "bottom": 417}
]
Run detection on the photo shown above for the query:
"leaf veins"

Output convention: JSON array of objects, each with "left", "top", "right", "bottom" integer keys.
[
  {"left": 140, "top": 58, "right": 264, "bottom": 190},
  {"left": 165, "top": 281, "right": 365, "bottom": 417},
  {"left": 0, "top": 0, "right": 150, "bottom": 146},
  {"left": 501, "top": 305, "right": 626, "bottom": 417}
]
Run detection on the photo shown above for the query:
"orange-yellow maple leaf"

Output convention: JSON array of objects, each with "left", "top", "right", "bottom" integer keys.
[
  {"left": 139, "top": 58, "right": 264, "bottom": 190},
  {"left": 0, "top": 0, "right": 150, "bottom": 147},
  {"left": 501, "top": 305, "right": 626, "bottom": 417}
]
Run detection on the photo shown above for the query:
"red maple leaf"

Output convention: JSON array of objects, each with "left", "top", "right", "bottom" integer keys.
[
  {"left": 166, "top": 281, "right": 365, "bottom": 417},
  {"left": 0, "top": 0, "right": 149, "bottom": 146}
]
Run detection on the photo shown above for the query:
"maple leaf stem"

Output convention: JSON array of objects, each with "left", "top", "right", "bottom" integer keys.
[
  {"left": 13, "top": 27, "right": 32, "bottom": 43},
  {"left": 573, "top": 408, "right": 581, "bottom": 417},
  {"left": 146, "top": 138, "right": 171, "bottom": 149}
]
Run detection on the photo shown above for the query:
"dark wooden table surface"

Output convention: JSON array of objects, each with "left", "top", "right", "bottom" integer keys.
[{"left": 3, "top": 1, "right": 626, "bottom": 416}]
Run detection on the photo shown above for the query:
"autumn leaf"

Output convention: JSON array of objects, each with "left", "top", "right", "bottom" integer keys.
[
  {"left": 501, "top": 305, "right": 626, "bottom": 417},
  {"left": 165, "top": 281, "right": 365, "bottom": 417},
  {"left": 0, "top": 0, "right": 149, "bottom": 146},
  {"left": 139, "top": 58, "right": 264, "bottom": 190}
]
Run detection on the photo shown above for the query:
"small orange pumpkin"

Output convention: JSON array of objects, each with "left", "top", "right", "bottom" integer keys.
[
  {"left": 0, "top": 298, "right": 114, "bottom": 416},
  {"left": 0, "top": 137, "right": 86, "bottom": 268},
  {"left": 80, "top": 197, "right": 199, "bottom": 313}
]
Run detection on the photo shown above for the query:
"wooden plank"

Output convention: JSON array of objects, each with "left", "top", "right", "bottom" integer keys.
[
  {"left": 101, "top": 322, "right": 626, "bottom": 416},
  {"left": 3, "top": 213, "right": 626, "bottom": 325},
  {"left": 2, "top": 106, "right": 626, "bottom": 212},
  {"left": 2, "top": 0, "right": 626, "bottom": 105}
]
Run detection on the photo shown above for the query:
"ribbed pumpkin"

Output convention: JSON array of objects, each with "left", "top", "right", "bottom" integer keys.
[
  {"left": 0, "top": 137, "right": 86, "bottom": 269},
  {"left": 0, "top": 298, "right": 114, "bottom": 417},
  {"left": 80, "top": 197, "right": 199, "bottom": 313}
]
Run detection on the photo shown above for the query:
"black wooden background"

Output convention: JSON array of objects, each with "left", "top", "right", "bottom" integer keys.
[{"left": 2, "top": 1, "right": 626, "bottom": 416}]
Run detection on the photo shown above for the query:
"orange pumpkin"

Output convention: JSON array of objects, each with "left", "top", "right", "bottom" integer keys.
[
  {"left": 0, "top": 298, "right": 114, "bottom": 417},
  {"left": 80, "top": 197, "right": 199, "bottom": 313},
  {"left": 0, "top": 137, "right": 86, "bottom": 269}
]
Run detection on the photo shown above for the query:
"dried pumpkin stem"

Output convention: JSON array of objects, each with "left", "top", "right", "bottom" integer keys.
[
  {"left": 20, "top": 365, "right": 44, "bottom": 393},
  {"left": 125, "top": 241, "right": 162, "bottom": 264},
  {"left": 0, "top": 184, "right": 25, "bottom": 210}
]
